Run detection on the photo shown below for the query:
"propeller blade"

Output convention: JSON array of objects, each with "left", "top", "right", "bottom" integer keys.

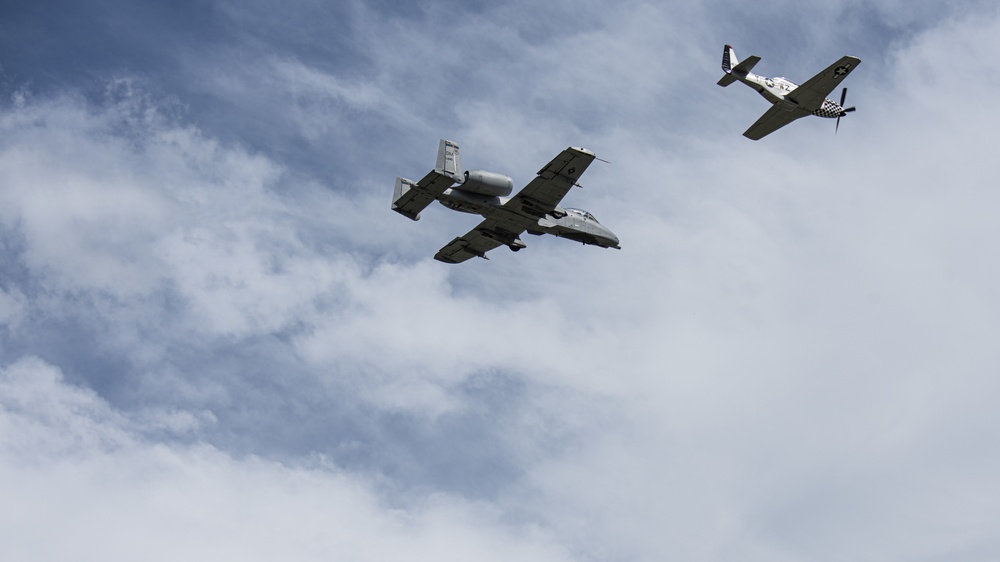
[{"left": 836, "top": 88, "right": 853, "bottom": 134}]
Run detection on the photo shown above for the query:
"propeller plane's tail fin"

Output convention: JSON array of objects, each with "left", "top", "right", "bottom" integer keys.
[
  {"left": 718, "top": 44, "right": 739, "bottom": 86},
  {"left": 718, "top": 44, "right": 761, "bottom": 86},
  {"left": 722, "top": 44, "right": 738, "bottom": 72}
]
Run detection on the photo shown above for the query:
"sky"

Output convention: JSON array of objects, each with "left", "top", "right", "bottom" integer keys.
[{"left": 1, "top": 0, "right": 999, "bottom": 560}]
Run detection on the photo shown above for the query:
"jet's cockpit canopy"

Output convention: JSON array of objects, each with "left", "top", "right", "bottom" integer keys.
[{"left": 566, "top": 208, "right": 599, "bottom": 223}]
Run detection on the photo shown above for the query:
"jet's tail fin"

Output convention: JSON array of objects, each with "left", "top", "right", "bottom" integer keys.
[
  {"left": 717, "top": 45, "right": 760, "bottom": 86},
  {"left": 435, "top": 139, "right": 463, "bottom": 178}
]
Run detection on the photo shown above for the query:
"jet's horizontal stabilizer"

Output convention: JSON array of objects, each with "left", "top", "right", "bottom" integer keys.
[
  {"left": 392, "top": 171, "right": 458, "bottom": 220},
  {"left": 391, "top": 177, "right": 429, "bottom": 221},
  {"left": 391, "top": 149, "right": 461, "bottom": 221}
]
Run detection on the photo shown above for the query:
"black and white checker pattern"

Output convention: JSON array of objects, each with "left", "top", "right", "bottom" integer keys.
[{"left": 812, "top": 99, "right": 843, "bottom": 119}]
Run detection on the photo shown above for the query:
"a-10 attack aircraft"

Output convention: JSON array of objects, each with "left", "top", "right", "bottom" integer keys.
[
  {"left": 392, "top": 139, "right": 620, "bottom": 264},
  {"left": 717, "top": 44, "right": 861, "bottom": 140}
]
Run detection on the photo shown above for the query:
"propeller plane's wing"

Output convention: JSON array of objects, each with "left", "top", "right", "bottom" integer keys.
[
  {"left": 741, "top": 56, "right": 861, "bottom": 139},
  {"left": 786, "top": 56, "right": 861, "bottom": 112},
  {"left": 433, "top": 147, "right": 597, "bottom": 263},
  {"left": 743, "top": 104, "right": 809, "bottom": 140}
]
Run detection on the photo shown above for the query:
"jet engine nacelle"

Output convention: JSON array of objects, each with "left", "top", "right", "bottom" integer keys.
[{"left": 459, "top": 170, "right": 514, "bottom": 197}]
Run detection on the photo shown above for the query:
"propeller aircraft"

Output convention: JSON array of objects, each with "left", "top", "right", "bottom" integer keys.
[{"left": 717, "top": 44, "right": 861, "bottom": 140}]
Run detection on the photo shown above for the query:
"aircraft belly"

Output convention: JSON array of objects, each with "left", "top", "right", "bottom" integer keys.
[
  {"left": 763, "top": 90, "right": 785, "bottom": 105},
  {"left": 438, "top": 190, "right": 500, "bottom": 215},
  {"left": 547, "top": 220, "right": 607, "bottom": 246},
  {"left": 557, "top": 228, "right": 609, "bottom": 247},
  {"left": 532, "top": 218, "right": 568, "bottom": 237},
  {"left": 480, "top": 213, "right": 617, "bottom": 248}
]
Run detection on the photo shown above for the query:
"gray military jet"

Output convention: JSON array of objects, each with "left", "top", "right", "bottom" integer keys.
[
  {"left": 718, "top": 44, "right": 861, "bottom": 139},
  {"left": 392, "top": 139, "right": 620, "bottom": 264}
]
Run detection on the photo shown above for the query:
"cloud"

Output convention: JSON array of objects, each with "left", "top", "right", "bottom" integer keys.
[
  {"left": 0, "top": 357, "right": 578, "bottom": 562},
  {"left": 0, "top": 86, "right": 604, "bottom": 501},
  {"left": 0, "top": 285, "right": 26, "bottom": 328},
  {"left": 2, "top": 1, "right": 1000, "bottom": 560}
]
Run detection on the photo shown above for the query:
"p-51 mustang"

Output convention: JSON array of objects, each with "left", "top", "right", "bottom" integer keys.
[
  {"left": 717, "top": 44, "right": 861, "bottom": 140},
  {"left": 392, "top": 139, "right": 620, "bottom": 264}
]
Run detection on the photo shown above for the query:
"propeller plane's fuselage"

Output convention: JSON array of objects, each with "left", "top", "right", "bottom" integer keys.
[{"left": 735, "top": 72, "right": 849, "bottom": 119}]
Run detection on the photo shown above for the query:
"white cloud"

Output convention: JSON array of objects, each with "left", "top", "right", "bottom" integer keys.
[
  {"left": 2, "top": 1, "right": 1000, "bottom": 560},
  {"left": 0, "top": 286, "right": 26, "bottom": 328},
  {"left": 485, "top": 6, "right": 1000, "bottom": 560},
  {"left": 0, "top": 357, "right": 575, "bottom": 562}
]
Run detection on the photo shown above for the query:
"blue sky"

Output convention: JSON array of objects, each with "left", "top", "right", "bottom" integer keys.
[{"left": 2, "top": 1, "right": 1000, "bottom": 560}]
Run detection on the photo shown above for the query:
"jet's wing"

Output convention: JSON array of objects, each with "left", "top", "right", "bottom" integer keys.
[
  {"left": 786, "top": 56, "right": 861, "bottom": 112},
  {"left": 434, "top": 219, "right": 512, "bottom": 264},
  {"left": 499, "top": 146, "right": 596, "bottom": 219},
  {"left": 391, "top": 170, "right": 456, "bottom": 221},
  {"left": 743, "top": 104, "right": 809, "bottom": 140},
  {"left": 434, "top": 147, "right": 598, "bottom": 263}
]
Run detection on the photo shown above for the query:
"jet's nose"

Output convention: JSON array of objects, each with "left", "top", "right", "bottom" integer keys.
[{"left": 602, "top": 228, "right": 621, "bottom": 249}]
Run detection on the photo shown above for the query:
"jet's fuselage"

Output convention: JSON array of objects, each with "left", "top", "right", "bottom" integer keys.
[{"left": 437, "top": 187, "right": 619, "bottom": 249}]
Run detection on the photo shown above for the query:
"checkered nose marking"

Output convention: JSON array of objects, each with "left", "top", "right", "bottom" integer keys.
[{"left": 813, "top": 100, "right": 844, "bottom": 119}]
